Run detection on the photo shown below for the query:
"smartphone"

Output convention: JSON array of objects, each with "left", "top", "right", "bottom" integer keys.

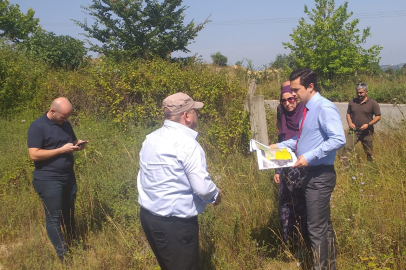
[{"left": 76, "top": 141, "right": 88, "bottom": 147}]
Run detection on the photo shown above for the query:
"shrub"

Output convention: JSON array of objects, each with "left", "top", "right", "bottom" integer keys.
[
  {"left": 0, "top": 43, "right": 48, "bottom": 116},
  {"left": 211, "top": 52, "right": 228, "bottom": 66}
]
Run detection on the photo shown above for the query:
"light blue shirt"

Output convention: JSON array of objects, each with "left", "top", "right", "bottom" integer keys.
[
  {"left": 137, "top": 120, "right": 219, "bottom": 218},
  {"left": 277, "top": 92, "right": 346, "bottom": 166}
]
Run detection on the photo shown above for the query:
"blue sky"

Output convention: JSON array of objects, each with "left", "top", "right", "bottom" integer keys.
[{"left": 9, "top": 0, "right": 406, "bottom": 68}]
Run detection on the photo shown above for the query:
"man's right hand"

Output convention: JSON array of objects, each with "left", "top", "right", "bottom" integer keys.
[
  {"left": 269, "top": 144, "right": 278, "bottom": 149},
  {"left": 349, "top": 122, "right": 356, "bottom": 130},
  {"left": 60, "top": 143, "right": 79, "bottom": 153},
  {"left": 213, "top": 188, "right": 223, "bottom": 206},
  {"left": 29, "top": 143, "right": 79, "bottom": 162}
]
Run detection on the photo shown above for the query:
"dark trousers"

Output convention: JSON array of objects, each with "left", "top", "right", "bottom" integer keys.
[
  {"left": 33, "top": 177, "right": 77, "bottom": 257},
  {"left": 302, "top": 166, "right": 336, "bottom": 270},
  {"left": 342, "top": 130, "right": 374, "bottom": 162},
  {"left": 140, "top": 208, "right": 199, "bottom": 270}
]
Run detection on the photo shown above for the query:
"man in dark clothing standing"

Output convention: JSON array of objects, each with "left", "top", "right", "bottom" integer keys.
[
  {"left": 27, "top": 97, "right": 87, "bottom": 261},
  {"left": 341, "top": 83, "right": 381, "bottom": 164}
]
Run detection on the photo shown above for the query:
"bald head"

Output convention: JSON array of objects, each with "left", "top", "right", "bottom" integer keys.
[
  {"left": 47, "top": 97, "right": 73, "bottom": 125},
  {"left": 50, "top": 97, "right": 72, "bottom": 114}
]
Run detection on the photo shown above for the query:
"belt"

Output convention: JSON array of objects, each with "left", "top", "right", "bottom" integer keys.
[
  {"left": 305, "top": 164, "right": 334, "bottom": 172},
  {"left": 140, "top": 207, "right": 197, "bottom": 222}
]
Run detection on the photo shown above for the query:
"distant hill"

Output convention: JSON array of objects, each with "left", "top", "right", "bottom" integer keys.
[{"left": 380, "top": 63, "right": 405, "bottom": 71}]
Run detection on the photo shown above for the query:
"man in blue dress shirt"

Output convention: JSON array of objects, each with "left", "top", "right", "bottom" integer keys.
[
  {"left": 271, "top": 69, "right": 345, "bottom": 270},
  {"left": 137, "top": 92, "right": 223, "bottom": 270}
]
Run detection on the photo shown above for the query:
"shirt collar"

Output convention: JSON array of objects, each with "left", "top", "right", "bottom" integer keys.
[
  {"left": 163, "top": 120, "right": 198, "bottom": 140},
  {"left": 357, "top": 97, "right": 369, "bottom": 104},
  {"left": 43, "top": 112, "right": 57, "bottom": 126},
  {"left": 305, "top": 92, "right": 322, "bottom": 111}
]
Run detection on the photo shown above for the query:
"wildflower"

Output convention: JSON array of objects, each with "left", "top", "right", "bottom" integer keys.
[
  {"left": 332, "top": 205, "right": 335, "bottom": 208},
  {"left": 360, "top": 189, "right": 363, "bottom": 192},
  {"left": 297, "top": 262, "right": 300, "bottom": 267},
  {"left": 370, "top": 194, "right": 375, "bottom": 197},
  {"left": 361, "top": 182, "right": 365, "bottom": 185},
  {"left": 347, "top": 218, "right": 351, "bottom": 221},
  {"left": 352, "top": 176, "right": 356, "bottom": 180},
  {"left": 360, "top": 173, "right": 363, "bottom": 176}
]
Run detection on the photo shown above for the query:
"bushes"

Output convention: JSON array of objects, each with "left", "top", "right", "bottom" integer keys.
[
  {"left": 42, "top": 57, "right": 250, "bottom": 154},
  {"left": 211, "top": 52, "right": 228, "bottom": 66},
  {"left": 0, "top": 43, "right": 48, "bottom": 116},
  {"left": 0, "top": 46, "right": 250, "bottom": 155}
]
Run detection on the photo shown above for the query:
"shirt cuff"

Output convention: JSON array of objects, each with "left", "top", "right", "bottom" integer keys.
[
  {"left": 302, "top": 151, "right": 316, "bottom": 165},
  {"left": 210, "top": 189, "right": 220, "bottom": 204}
]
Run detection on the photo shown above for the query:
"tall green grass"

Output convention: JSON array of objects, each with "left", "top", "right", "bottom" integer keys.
[{"left": 1, "top": 110, "right": 406, "bottom": 269}]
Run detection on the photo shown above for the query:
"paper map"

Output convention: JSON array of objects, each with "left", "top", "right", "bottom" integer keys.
[{"left": 249, "top": 139, "right": 297, "bottom": 170}]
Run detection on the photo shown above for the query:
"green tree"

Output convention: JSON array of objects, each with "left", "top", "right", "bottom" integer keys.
[
  {"left": 270, "top": 53, "right": 295, "bottom": 69},
  {"left": 74, "top": 0, "right": 207, "bottom": 60},
  {"left": 23, "top": 30, "right": 88, "bottom": 70},
  {"left": 211, "top": 52, "right": 227, "bottom": 66},
  {"left": 283, "top": 0, "right": 382, "bottom": 83},
  {"left": 385, "top": 67, "right": 395, "bottom": 75},
  {"left": 0, "top": 0, "right": 40, "bottom": 42}
]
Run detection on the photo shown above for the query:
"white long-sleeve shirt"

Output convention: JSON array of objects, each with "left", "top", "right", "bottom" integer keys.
[{"left": 137, "top": 120, "right": 219, "bottom": 218}]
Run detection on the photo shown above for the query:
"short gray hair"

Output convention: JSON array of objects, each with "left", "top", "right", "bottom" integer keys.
[
  {"left": 356, "top": 83, "right": 368, "bottom": 91},
  {"left": 164, "top": 108, "right": 183, "bottom": 122}
]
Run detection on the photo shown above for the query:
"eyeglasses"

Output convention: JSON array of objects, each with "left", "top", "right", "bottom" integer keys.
[{"left": 281, "top": 97, "right": 295, "bottom": 104}]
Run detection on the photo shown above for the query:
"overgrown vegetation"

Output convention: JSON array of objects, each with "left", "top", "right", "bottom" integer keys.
[
  {"left": 1, "top": 0, "right": 406, "bottom": 268},
  {"left": 1, "top": 103, "right": 406, "bottom": 269}
]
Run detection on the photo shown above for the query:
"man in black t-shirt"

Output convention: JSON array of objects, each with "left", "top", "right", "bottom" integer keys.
[
  {"left": 341, "top": 83, "right": 381, "bottom": 164},
  {"left": 27, "top": 97, "right": 87, "bottom": 261}
]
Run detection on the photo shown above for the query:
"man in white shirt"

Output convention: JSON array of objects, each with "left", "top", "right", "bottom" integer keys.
[{"left": 137, "top": 92, "right": 223, "bottom": 270}]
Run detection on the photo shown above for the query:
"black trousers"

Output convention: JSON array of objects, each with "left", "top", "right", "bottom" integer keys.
[
  {"left": 302, "top": 165, "right": 336, "bottom": 270},
  {"left": 140, "top": 208, "right": 199, "bottom": 270}
]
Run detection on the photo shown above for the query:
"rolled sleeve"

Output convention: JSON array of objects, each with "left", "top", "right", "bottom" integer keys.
[{"left": 184, "top": 145, "right": 218, "bottom": 203}]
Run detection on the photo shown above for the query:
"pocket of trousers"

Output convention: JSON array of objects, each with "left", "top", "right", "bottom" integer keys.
[{"left": 176, "top": 220, "right": 194, "bottom": 246}]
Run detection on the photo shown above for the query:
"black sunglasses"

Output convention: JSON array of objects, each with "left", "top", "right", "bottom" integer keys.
[{"left": 281, "top": 97, "right": 295, "bottom": 104}]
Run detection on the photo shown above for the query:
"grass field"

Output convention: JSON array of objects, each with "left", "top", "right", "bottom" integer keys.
[{"left": 1, "top": 109, "right": 406, "bottom": 270}]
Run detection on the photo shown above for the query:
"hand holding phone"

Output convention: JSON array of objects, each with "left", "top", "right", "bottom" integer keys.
[{"left": 75, "top": 141, "right": 88, "bottom": 147}]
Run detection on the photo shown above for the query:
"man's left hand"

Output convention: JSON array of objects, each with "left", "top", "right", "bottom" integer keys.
[
  {"left": 213, "top": 188, "right": 223, "bottom": 206},
  {"left": 75, "top": 140, "right": 88, "bottom": 150},
  {"left": 359, "top": 124, "right": 369, "bottom": 131},
  {"left": 292, "top": 155, "right": 308, "bottom": 168}
]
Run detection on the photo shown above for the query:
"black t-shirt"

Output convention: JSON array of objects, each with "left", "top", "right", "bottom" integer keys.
[{"left": 27, "top": 113, "right": 77, "bottom": 180}]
